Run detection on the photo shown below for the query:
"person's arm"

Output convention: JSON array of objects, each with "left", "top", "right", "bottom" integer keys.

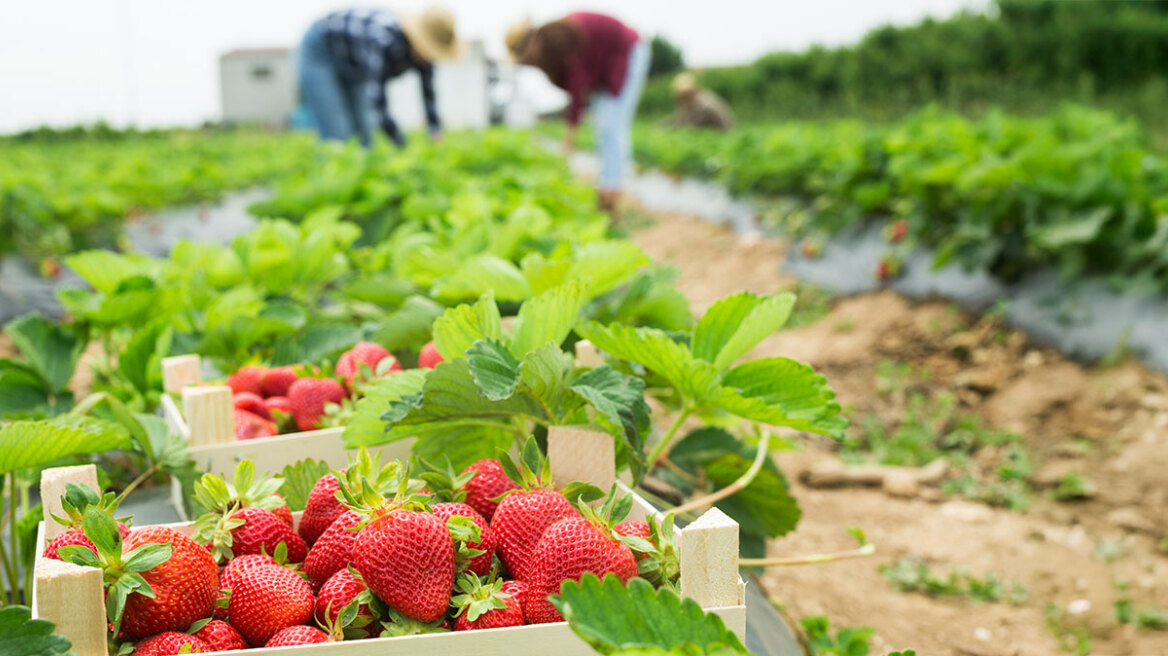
[
  {"left": 563, "top": 66, "right": 585, "bottom": 153},
  {"left": 370, "top": 79, "right": 405, "bottom": 146},
  {"left": 418, "top": 64, "right": 442, "bottom": 140}
]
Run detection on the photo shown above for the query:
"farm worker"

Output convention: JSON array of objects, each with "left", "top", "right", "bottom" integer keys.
[
  {"left": 298, "top": 6, "right": 461, "bottom": 147},
  {"left": 665, "top": 72, "right": 734, "bottom": 131},
  {"left": 506, "top": 13, "right": 651, "bottom": 214}
]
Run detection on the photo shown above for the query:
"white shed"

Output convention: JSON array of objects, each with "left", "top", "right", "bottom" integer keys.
[{"left": 219, "top": 48, "right": 297, "bottom": 127}]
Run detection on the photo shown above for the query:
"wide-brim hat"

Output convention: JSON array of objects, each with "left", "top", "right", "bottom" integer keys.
[
  {"left": 401, "top": 6, "right": 463, "bottom": 62},
  {"left": 504, "top": 18, "right": 534, "bottom": 63},
  {"left": 672, "top": 72, "right": 698, "bottom": 95}
]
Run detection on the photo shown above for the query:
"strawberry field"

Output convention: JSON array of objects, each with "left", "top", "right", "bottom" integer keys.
[{"left": 2, "top": 117, "right": 1168, "bottom": 656}]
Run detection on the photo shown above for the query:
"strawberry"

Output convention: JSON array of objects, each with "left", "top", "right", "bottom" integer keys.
[
  {"left": 614, "top": 521, "right": 651, "bottom": 561},
  {"left": 259, "top": 366, "right": 299, "bottom": 398},
  {"left": 315, "top": 568, "right": 377, "bottom": 639},
  {"left": 228, "top": 565, "right": 314, "bottom": 647},
  {"left": 525, "top": 490, "right": 639, "bottom": 624},
  {"left": 888, "top": 219, "right": 909, "bottom": 244},
  {"left": 499, "top": 580, "right": 528, "bottom": 621},
  {"left": 418, "top": 341, "right": 443, "bottom": 369},
  {"left": 298, "top": 473, "right": 345, "bottom": 546},
  {"left": 303, "top": 509, "right": 362, "bottom": 591},
  {"left": 109, "top": 526, "right": 218, "bottom": 639},
  {"left": 451, "top": 574, "right": 524, "bottom": 631},
  {"left": 335, "top": 341, "right": 402, "bottom": 386},
  {"left": 264, "top": 396, "right": 292, "bottom": 425},
  {"left": 41, "top": 483, "right": 128, "bottom": 561},
  {"left": 339, "top": 466, "right": 455, "bottom": 623},
  {"left": 220, "top": 554, "right": 281, "bottom": 591},
  {"left": 192, "top": 619, "right": 248, "bottom": 651},
  {"left": 432, "top": 502, "right": 495, "bottom": 577},
  {"left": 460, "top": 459, "right": 519, "bottom": 521},
  {"left": 233, "top": 408, "right": 276, "bottom": 441},
  {"left": 232, "top": 392, "right": 271, "bottom": 420},
  {"left": 490, "top": 440, "right": 577, "bottom": 582},
  {"left": 876, "top": 255, "right": 901, "bottom": 282},
  {"left": 226, "top": 366, "right": 264, "bottom": 396},
  {"left": 133, "top": 632, "right": 208, "bottom": 655},
  {"left": 265, "top": 625, "right": 331, "bottom": 647},
  {"left": 800, "top": 239, "right": 821, "bottom": 258},
  {"left": 193, "top": 461, "right": 306, "bottom": 564},
  {"left": 287, "top": 377, "right": 346, "bottom": 431}
]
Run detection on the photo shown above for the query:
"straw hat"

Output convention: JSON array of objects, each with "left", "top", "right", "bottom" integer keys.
[
  {"left": 401, "top": 6, "right": 463, "bottom": 61},
  {"left": 672, "top": 72, "right": 698, "bottom": 95},
  {"left": 505, "top": 18, "right": 534, "bottom": 62}
]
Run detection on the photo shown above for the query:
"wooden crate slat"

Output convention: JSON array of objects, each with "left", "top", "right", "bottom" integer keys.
[
  {"left": 679, "top": 506, "right": 743, "bottom": 608},
  {"left": 547, "top": 425, "right": 615, "bottom": 491},
  {"left": 161, "top": 354, "right": 201, "bottom": 394},
  {"left": 182, "top": 385, "right": 234, "bottom": 447}
]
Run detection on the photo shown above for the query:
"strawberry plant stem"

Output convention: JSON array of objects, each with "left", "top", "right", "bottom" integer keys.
[
  {"left": 115, "top": 464, "right": 159, "bottom": 503},
  {"left": 740, "top": 543, "right": 876, "bottom": 568},
  {"left": 2, "top": 474, "right": 18, "bottom": 605},
  {"left": 669, "top": 432, "right": 771, "bottom": 516},
  {"left": 649, "top": 408, "right": 692, "bottom": 466}
]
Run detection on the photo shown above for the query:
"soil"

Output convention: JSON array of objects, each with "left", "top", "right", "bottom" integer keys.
[{"left": 631, "top": 211, "right": 1168, "bottom": 656}]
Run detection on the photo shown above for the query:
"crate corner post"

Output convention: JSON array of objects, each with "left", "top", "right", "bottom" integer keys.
[
  {"left": 161, "top": 354, "right": 202, "bottom": 394},
  {"left": 547, "top": 425, "right": 616, "bottom": 491},
  {"left": 181, "top": 384, "right": 235, "bottom": 447},
  {"left": 679, "top": 506, "right": 743, "bottom": 608}
]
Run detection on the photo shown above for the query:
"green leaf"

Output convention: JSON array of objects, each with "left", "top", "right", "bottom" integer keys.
[
  {"left": 509, "top": 280, "right": 588, "bottom": 358},
  {"left": 576, "top": 321, "right": 721, "bottom": 402},
  {"left": 277, "top": 459, "right": 334, "bottom": 511},
  {"left": 298, "top": 323, "right": 363, "bottom": 363},
  {"left": 518, "top": 343, "right": 573, "bottom": 414},
  {"left": 714, "top": 358, "right": 846, "bottom": 437},
  {"left": 432, "top": 294, "right": 502, "bottom": 361},
  {"left": 1029, "top": 206, "right": 1112, "bottom": 250},
  {"left": 0, "top": 417, "right": 132, "bottom": 476},
  {"left": 553, "top": 574, "right": 748, "bottom": 654},
  {"left": 668, "top": 427, "right": 740, "bottom": 471},
  {"left": 117, "top": 321, "right": 171, "bottom": 396},
  {"left": 342, "top": 370, "right": 428, "bottom": 448},
  {"left": 569, "top": 366, "right": 650, "bottom": 480},
  {"left": 0, "top": 365, "right": 52, "bottom": 419},
  {"left": 466, "top": 340, "right": 522, "bottom": 401},
  {"left": 706, "top": 452, "right": 801, "bottom": 539},
  {"left": 409, "top": 424, "right": 515, "bottom": 473},
  {"left": 373, "top": 296, "right": 445, "bottom": 353},
  {"left": 0, "top": 606, "right": 74, "bottom": 656},
  {"left": 4, "top": 313, "right": 84, "bottom": 394},
  {"left": 432, "top": 254, "right": 532, "bottom": 303},
  {"left": 692, "top": 293, "right": 795, "bottom": 370},
  {"left": 566, "top": 241, "right": 651, "bottom": 298},
  {"left": 64, "top": 250, "right": 157, "bottom": 295}
]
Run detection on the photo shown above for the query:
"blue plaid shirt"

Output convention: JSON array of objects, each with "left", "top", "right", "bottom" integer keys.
[{"left": 318, "top": 8, "right": 440, "bottom": 145}]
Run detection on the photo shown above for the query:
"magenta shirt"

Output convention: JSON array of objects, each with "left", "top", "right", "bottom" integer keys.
[{"left": 556, "top": 12, "right": 640, "bottom": 126}]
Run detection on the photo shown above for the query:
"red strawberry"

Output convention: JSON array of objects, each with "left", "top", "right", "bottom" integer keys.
[
  {"left": 232, "top": 392, "right": 271, "bottom": 420},
  {"left": 225, "top": 507, "right": 308, "bottom": 563},
  {"left": 220, "top": 554, "right": 280, "bottom": 590},
  {"left": 192, "top": 619, "right": 248, "bottom": 651},
  {"left": 120, "top": 527, "right": 219, "bottom": 638},
  {"left": 499, "top": 580, "right": 528, "bottom": 620},
  {"left": 265, "top": 625, "right": 331, "bottom": 647},
  {"left": 800, "top": 240, "right": 821, "bottom": 258},
  {"left": 525, "top": 515, "right": 638, "bottom": 624},
  {"left": 260, "top": 366, "right": 299, "bottom": 398},
  {"left": 431, "top": 502, "right": 496, "bottom": 577},
  {"left": 270, "top": 495, "right": 294, "bottom": 528},
  {"left": 42, "top": 522, "right": 129, "bottom": 561},
  {"left": 264, "top": 396, "right": 291, "bottom": 420},
  {"left": 889, "top": 219, "right": 909, "bottom": 243},
  {"left": 451, "top": 575, "right": 524, "bottom": 631},
  {"left": 287, "top": 378, "right": 346, "bottom": 431},
  {"left": 418, "top": 341, "right": 443, "bottom": 369},
  {"left": 303, "top": 510, "right": 362, "bottom": 590},
  {"left": 460, "top": 459, "right": 518, "bottom": 521},
  {"left": 335, "top": 341, "right": 401, "bottom": 386},
  {"left": 614, "top": 521, "right": 651, "bottom": 561},
  {"left": 228, "top": 565, "right": 314, "bottom": 647},
  {"left": 315, "top": 569, "right": 376, "bottom": 639},
  {"left": 233, "top": 408, "right": 276, "bottom": 441},
  {"left": 226, "top": 366, "right": 264, "bottom": 396},
  {"left": 876, "top": 255, "right": 901, "bottom": 282},
  {"left": 492, "top": 490, "right": 575, "bottom": 582},
  {"left": 352, "top": 508, "right": 454, "bottom": 622},
  {"left": 133, "top": 632, "right": 209, "bottom": 655},
  {"left": 298, "top": 473, "right": 345, "bottom": 546}
]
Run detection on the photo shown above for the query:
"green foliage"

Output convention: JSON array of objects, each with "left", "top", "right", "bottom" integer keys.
[
  {"left": 552, "top": 574, "right": 750, "bottom": 655},
  {"left": 0, "top": 606, "right": 73, "bottom": 656},
  {"left": 0, "top": 417, "right": 131, "bottom": 476},
  {"left": 277, "top": 459, "right": 333, "bottom": 512},
  {"left": 879, "top": 557, "right": 1028, "bottom": 604},
  {"left": 800, "top": 615, "right": 874, "bottom": 656},
  {"left": 0, "top": 313, "right": 86, "bottom": 419},
  {"left": 648, "top": 36, "right": 685, "bottom": 78}
]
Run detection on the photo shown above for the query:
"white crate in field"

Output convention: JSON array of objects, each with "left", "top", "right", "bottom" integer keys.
[
  {"left": 32, "top": 426, "right": 747, "bottom": 656},
  {"left": 160, "top": 355, "right": 412, "bottom": 478}
]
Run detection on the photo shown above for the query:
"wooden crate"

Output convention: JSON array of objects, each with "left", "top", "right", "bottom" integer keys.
[
  {"left": 32, "top": 426, "right": 747, "bottom": 656},
  {"left": 160, "top": 355, "right": 412, "bottom": 479}
]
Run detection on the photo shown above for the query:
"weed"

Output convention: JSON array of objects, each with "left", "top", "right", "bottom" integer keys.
[
  {"left": 1117, "top": 599, "right": 1168, "bottom": 631},
  {"left": 1045, "top": 603, "right": 1093, "bottom": 656},
  {"left": 879, "top": 557, "right": 1028, "bottom": 604},
  {"left": 786, "top": 282, "right": 835, "bottom": 328},
  {"left": 800, "top": 615, "right": 875, "bottom": 656},
  {"left": 1051, "top": 471, "right": 1093, "bottom": 502},
  {"left": 1094, "top": 538, "right": 1125, "bottom": 563}
]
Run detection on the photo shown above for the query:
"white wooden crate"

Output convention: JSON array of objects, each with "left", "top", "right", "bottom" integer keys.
[
  {"left": 33, "top": 427, "right": 747, "bottom": 655},
  {"left": 159, "top": 355, "right": 412, "bottom": 479}
]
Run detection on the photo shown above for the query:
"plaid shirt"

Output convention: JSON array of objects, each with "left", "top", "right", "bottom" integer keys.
[{"left": 319, "top": 8, "right": 440, "bottom": 144}]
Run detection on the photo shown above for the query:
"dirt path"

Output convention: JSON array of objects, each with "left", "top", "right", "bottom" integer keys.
[{"left": 632, "top": 212, "right": 1168, "bottom": 656}]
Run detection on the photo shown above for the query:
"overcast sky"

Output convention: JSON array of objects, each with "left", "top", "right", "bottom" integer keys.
[{"left": 0, "top": 0, "right": 985, "bottom": 132}]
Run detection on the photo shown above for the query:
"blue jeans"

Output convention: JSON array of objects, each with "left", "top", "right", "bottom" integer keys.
[
  {"left": 592, "top": 40, "right": 651, "bottom": 191},
  {"left": 297, "top": 21, "right": 372, "bottom": 145}
]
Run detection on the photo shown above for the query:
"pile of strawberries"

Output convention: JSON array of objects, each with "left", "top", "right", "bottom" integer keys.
[
  {"left": 223, "top": 340, "right": 444, "bottom": 440},
  {"left": 44, "top": 442, "right": 675, "bottom": 654}
]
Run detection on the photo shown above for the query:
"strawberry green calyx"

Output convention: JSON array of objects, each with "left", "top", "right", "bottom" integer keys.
[
  {"left": 450, "top": 573, "right": 514, "bottom": 622},
  {"left": 378, "top": 607, "right": 448, "bottom": 637},
  {"left": 576, "top": 484, "right": 634, "bottom": 538},
  {"left": 51, "top": 482, "right": 124, "bottom": 529},
  {"left": 630, "top": 514, "right": 680, "bottom": 588},
  {"left": 416, "top": 458, "right": 476, "bottom": 503},
  {"left": 335, "top": 460, "right": 429, "bottom": 527},
  {"left": 496, "top": 437, "right": 556, "bottom": 493},
  {"left": 192, "top": 460, "right": 287, "bottom": 563},
  {"left": 57, "top": 507, "right": 173, "bottom": 637}
]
